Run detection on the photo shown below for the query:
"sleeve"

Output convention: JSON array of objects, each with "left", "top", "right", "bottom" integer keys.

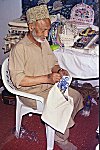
[
  {"left": 9, "top": 43, "right": 26, "bottom": 88},
  {"left": 45, "top": 40, "right": 59, "bottom": 69}
]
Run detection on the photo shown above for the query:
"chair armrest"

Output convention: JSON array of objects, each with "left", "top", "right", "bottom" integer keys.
[{"left": 12, "top": 89, "right": 44, "bottom": 104}]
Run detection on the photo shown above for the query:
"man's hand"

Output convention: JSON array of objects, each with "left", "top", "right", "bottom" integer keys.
[
  {"left": 48, "top": 73, "right": 61, "bottom": 84},
  {"left": 52, "top": 65, "right": 69, "bottom": 77},
  {"left": 58, "top": 69, "right": 69, "bottom": 77}
]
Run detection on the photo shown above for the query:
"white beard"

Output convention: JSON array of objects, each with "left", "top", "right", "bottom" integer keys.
[{"left": 32, "top": 31, "right": 46, "bottom": 43}]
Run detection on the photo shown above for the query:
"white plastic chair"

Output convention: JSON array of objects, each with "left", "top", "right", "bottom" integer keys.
[
  {"left": 1, "top": 57, "right": 55, "bottom": 150},
  {"left": 95, "top": 126, "right": 99, "bottom": 150}
]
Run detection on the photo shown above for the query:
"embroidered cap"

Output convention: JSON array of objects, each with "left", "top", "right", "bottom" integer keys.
[{"left": 26, "top": 5, "right": 50, "bottom": 23}]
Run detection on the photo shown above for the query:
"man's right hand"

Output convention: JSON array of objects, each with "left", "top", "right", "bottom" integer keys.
[{"left": 48, "top": 73, "right": 61, "bottom": 84}]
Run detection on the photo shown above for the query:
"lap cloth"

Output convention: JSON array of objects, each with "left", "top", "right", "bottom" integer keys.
[{"left": 41, "top": 76, "right": 74, "bottom": 134}]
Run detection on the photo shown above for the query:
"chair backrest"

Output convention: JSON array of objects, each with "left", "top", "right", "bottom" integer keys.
[
  {"left": 70, "top": 3, "right": 94, "bottom": 25},
  {"left": 1, "top": 58, "right": 16, "bottom": 93},
  {"left": 1, "top": 57, "right": 44, "bottom": 111}
]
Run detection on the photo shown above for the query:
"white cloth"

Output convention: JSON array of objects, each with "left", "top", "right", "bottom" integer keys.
[
  {"left": 54, "top": 48, "right": 99, "bottom": 79},
  {"left": 41, "top": 83, "right": 74, "bottom": 134}
]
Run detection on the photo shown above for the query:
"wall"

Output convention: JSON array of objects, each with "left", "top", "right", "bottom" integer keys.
[{"left": 0, "top": 0, "right": 22, "bottom": 65}]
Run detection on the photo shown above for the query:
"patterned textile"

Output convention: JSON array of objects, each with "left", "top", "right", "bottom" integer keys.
[
  {"left": 22, "top": 0, "right": 99, "bottom": 25},
  {"left": 26, "top": 5, "right": 50, "bottom": 23},
  {"left": 57, "top": 76, "right": 72, "bottom": 95},
  {"left": 70, "top": 3, "right": 94, "bottom": 25}
]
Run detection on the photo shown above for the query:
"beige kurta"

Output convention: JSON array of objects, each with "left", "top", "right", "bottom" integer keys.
[
  {"left": 9, "top": 33, "right": 83, "bottom": 116},
  {"left": 9, "top": 35, "right": 58, "bottom": 102},
  {"left": 9, "top": 34, "right": 83, "bottom": 144}
]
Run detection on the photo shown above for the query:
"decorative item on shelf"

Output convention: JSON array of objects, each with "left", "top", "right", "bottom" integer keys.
[
  {"left": 72, "top": 26, "right": 99, "bottom": 49},
  {"left": 50, "top": 15, "right": 57, "bottom": 24},
  {"left": 58, "top": 21, "right": 78, "bottom": 48},
  {"left": 52, "top": 0, "right": 63, "bottom": 11},
  {"left": 37, "top": 0, "right": 50, "bottom": 6},
  {"left": 2, "top": 17, "right": 28, "bottom": 53},
  {"left": 69, "top": 2, "right": 94, "bottom": 29},
  {"left": 8, "top": 17, "right": 28, "bottom": 28},
  {"left": 48, "top": 13, "right": 68, "bottom": 46},
  {"left": 48, "top": 14, "right": 62, "bottom": 45}
]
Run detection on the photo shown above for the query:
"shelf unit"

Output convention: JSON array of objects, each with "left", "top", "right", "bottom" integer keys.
[{"left": 2, "top": 17, "right": 28, "bottom": 53}]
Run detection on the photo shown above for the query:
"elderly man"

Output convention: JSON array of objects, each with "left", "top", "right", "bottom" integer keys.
[{"left": 9, "top": 5, "right": 83, "bottom": 150}]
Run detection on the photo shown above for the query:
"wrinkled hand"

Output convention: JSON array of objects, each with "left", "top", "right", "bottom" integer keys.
[
  {"left": 48, "top": 73, "right": 61, "bottom": 84},
  {"left": 59, "top": 69, "right": 69, "bottom": 77}
]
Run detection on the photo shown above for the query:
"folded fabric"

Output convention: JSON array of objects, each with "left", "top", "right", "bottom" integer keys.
[{"left": 41, "top": 76, "right": 74, "bottom": 134}]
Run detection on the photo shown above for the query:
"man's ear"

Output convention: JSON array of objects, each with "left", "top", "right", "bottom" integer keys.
[{"left": 28, "top": 23, "right": 35, "bottom": 31}]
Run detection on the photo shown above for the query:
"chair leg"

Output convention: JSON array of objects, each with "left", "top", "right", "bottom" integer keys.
[
  {"left": 15, "top": 97, "right": 22, "bottom": 138},
  {"left": 46, "top": 124, "right": 55, "bottom": 150}
]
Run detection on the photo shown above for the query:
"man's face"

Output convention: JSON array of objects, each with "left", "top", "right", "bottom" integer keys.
[{"left": 32, "top": 18, "right": 51, "bottom": 43}]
